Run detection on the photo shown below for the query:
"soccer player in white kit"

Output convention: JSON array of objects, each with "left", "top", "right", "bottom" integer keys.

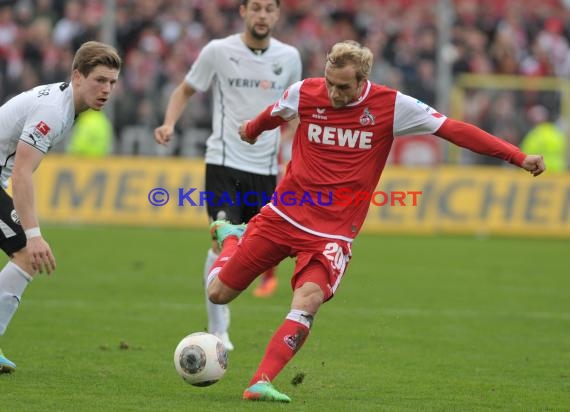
[
  {"left": 205, "top": 40, "right": 546, "bottom": 402},
  {"left": 0, "top": 41, "right": 121, "bottom": 373},
  {"left": 154, "top": 0, "right": 302, "bottom": 351}
]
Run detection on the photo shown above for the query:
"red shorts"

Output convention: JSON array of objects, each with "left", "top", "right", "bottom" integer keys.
[{"left": 217, "top": 207, "right": 352, "bottom": 301}]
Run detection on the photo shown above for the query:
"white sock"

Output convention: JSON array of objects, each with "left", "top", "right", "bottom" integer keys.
[
  {"left": 0, "top": 262, "right": 32, "bottom": 335},
  {"left": 286, "top": 309, "right": 314, "bottom": 329},
  {"left": 203, "top": 249, "right": 230, "bottom": 335}
]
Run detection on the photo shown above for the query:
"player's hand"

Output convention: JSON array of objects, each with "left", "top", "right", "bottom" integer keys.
[
  {"left": 239, "top": 121, "right": 258, "bottom": 145},
  {"left": 26, "top": 237, "right": 56, "bottom": 275},
  {"left": 154, "top": 125, "right": 174, "bottom": 145},
  {"left": 521, "top": 154, "right": 546, "bottom": 176}
]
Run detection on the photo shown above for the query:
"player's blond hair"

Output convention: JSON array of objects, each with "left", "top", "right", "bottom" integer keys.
[
  {"left": 72, "top": 41, "right": 122, "bottom": 76},
  {"left": 326, "top": 40, "right": 373, "bottom": 82}
]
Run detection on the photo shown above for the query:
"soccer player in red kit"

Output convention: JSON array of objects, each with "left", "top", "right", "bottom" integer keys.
[{"left": 206, "top": 40, "right": 546, "bottom": 402}]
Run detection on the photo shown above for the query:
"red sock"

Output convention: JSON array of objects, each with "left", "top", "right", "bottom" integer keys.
[{"left": 249, "top": 319, "right": 310, "bottom": 385}]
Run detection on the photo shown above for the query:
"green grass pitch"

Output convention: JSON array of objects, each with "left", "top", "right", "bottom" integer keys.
[{"left": 0, "top": 226, "right": 568, "bottom": 411}]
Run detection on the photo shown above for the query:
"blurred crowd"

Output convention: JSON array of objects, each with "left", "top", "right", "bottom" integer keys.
[{"left": 0, "top": 0, "right": 569, "bottom": 166}]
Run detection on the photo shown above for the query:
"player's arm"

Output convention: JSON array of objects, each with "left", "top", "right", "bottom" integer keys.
[
  {"left": 154, "top": 82, "right": 197, "bottom": 145},
  {"left": 11, "top": 141, "right": 56, "bottom": 273},
  {"left": 435, "top": 119, "right": 545, "bottom": 176},
  {"left": 239, "top": 104, "right": 290, "bottom": 145},
  {"left": 240, "top": 81, "right": 302, "bottom": 144},
  {"left": 392, "top": 93, "right": 545, "bottom": 176}
]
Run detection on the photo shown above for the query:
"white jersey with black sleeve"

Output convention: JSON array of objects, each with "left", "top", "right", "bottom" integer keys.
[
  {"left": 185, "top": 34, "right": 302, "bottom": 176},
  {"left": 0, "top": 82, "right": 75, "bottom": 188}
]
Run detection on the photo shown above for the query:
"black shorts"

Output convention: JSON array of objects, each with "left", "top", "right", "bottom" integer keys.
[
  {"left": 0, "top": 188, "right": 26, "bottom": 256},
  {"left": 205, "top": 164, "right": 277, "bottom": 224}
]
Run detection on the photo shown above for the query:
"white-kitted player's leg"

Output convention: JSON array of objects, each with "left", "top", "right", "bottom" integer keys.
[
  {"left": 0, "top": 261, "right": 32, "bottom": 373},
  {"left": 203, "top": 248, "right": 234, "bottom": 351}
]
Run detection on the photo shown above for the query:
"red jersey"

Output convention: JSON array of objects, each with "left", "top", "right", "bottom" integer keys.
[{"left": 247, "top": 78, "right": 525, "bottom": 241}]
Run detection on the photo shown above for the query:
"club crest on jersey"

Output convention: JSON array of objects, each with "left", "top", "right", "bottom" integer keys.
[
  {"left": 272, "top": 62, "right": 283, "bottom": 75},
  {"left": 360, "top": 107, "right": 375, "bottom": 126}
]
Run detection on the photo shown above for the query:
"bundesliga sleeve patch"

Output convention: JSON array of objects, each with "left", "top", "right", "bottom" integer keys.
[
  {"left": 31, "top": 121, "right": 51, "bottom": 142},
  {"left": 35, "top": 121, "right": 51, "bottom": 136}
]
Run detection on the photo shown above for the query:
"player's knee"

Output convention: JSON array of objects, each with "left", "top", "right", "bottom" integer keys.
[
  {"left": 208, "top": 290, "right": 230, "bottom": 305},
  {"left": 207, "top": 288, "right": 226, "bottom": 304},
  {"left": 208, "top": 282, "right": 239, "bottom": 305},
  {"left": 292, "top": 283, "right": 325, "bottom": 314},
  {"left": 11, "top": 250, "right": 37, "bottom": 277},
  {"left": 207, "top": 278, "right": 226, "bottom": 304},
  {"left": 303, "top": 293, "right": 324, "bottom": 314}
]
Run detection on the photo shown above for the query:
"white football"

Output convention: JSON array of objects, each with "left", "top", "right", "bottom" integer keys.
[{"left": 173, "top": 332, "right": 228, "bottom": 386}]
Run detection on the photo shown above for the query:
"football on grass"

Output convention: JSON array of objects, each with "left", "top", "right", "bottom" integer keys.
[{"left": 174, "top": 332, "right": 228, "bottom": 386}]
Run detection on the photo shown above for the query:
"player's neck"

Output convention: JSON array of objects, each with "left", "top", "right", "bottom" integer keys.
[
  {"left": 240, "top": 33, "right": 270, "bottom": 55},
  {"left": 71, "top": 85, "right": 86, "bottom": 115},
  {"left": 353, "top": 81, "right": 368, "bottom": 104}
]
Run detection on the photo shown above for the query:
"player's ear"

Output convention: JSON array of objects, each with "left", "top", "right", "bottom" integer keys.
[{"left": 71, "top": 69, "right": 82, "bottom": 84}]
